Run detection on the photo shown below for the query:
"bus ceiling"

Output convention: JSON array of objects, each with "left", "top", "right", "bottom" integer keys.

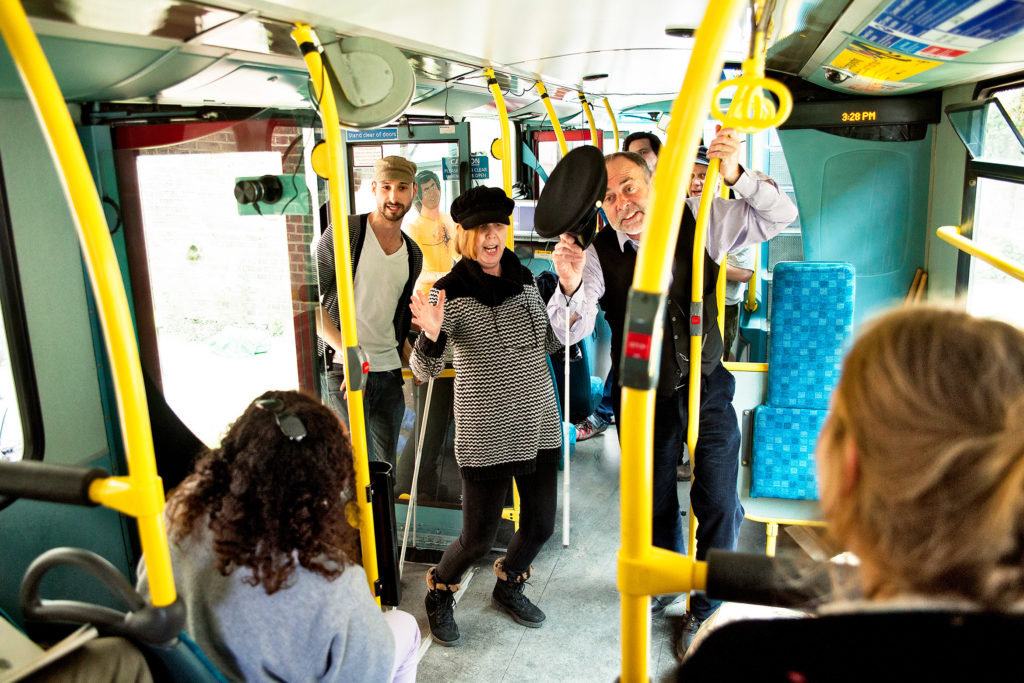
[{"left": 2, "top": 1, "right": 1024, "bottom": 115}]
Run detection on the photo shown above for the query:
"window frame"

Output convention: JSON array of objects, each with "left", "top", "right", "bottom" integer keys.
[
  {"left": 954, "top": 78, "right": 1024, "bottom": 296},
  {"left": 0, "top": 155, "right": 46, "bottom": 508}
]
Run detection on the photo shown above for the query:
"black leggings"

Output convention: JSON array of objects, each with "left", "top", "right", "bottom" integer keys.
[{"left": 434, "top": 459, "right": 558, "bottom": 583}]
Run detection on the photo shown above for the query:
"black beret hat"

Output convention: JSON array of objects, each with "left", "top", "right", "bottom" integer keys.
[
  {"left": 450, "top": 186, "right": 515, "bottom": 229},
  {"left": 534, "top": 145, "right": 607, "bottom": 249}
]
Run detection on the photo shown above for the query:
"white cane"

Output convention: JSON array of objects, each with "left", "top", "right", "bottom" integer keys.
[
  {"left": 562, "top": 301, "right": 571, "bottom": 547},
  {"left": 399, "top": 377, "right": 434, "bottom": 579}
]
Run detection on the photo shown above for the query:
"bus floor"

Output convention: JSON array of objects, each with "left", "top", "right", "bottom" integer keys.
[{"left": 399, "top": 426, "right": 800, "bottom": 682}]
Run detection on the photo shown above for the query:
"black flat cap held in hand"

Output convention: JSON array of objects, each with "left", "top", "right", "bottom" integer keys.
[
  {"left": 535, "top": 145, "right": 607, "bottom": 249},
  {"left": 450, "top": 186, "right": 514, "bottom": 229}
]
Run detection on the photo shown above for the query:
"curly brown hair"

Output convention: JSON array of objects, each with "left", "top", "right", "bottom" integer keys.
[{"left": 166, "top": 390, "right": 360, "bottom": 594}]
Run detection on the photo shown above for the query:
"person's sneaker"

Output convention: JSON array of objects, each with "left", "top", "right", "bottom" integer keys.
[
  {"left": 676, "top": 460, "right": 692, "bottom": 481},
  {"left": 575, "top": 415, "right": 608, "bottom": 441},
  {"left": 674, "top": 612, "right": 704, "bottom": 660}
]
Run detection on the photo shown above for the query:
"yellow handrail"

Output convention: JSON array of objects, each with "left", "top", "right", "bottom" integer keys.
[
  {"left": 0, "top": 0, "right": 175, "bottom": 607},
  {"left": 484, "top": 68, "right": 515, "bottom": 249},
  {"left": 291, "top": 24, "right": 380, "bottom": 601},
  {"left": 744, "top": 244, "right": 760, "bottom": 312},
  {"left": 618, "top": 0, "right": 747, "bottom": 679},
  {"left": 578, "top": 91, "right": 599, "bottom": 148},
  {"left": 603, "top": 97, "right": 620, "bottom": 152},
  {"left": 536, "top": 81, "right": 569, "bottom": 157},
  {"left": 937, "top": 225, "right": 1024, "bottom": 283}
]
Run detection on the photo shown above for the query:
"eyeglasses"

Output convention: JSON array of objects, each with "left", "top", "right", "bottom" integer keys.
[{"left": 256, "top": 398, "right": 307, "bottom": 442}]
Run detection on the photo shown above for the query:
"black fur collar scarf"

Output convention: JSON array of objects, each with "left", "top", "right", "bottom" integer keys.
[{"left": 436, "top": 248, "right": 534, "bottom": 307}]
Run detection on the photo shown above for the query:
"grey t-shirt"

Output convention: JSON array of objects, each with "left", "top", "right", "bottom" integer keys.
[{"left": 137, "top": 524, "right": 394, "bottom": 682}]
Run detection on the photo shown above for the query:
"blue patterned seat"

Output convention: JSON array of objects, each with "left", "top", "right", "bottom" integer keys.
[{"left": 750, "top": 262, "right": 855, "bottom": 500}]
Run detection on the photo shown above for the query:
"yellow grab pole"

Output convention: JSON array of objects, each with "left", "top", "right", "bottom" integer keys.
[
  {"left": 578, "top": 91, "right": 600, "bottom": 148},
  {"left": 744, "top": 245, "right": 759, "bottom": 312},
  {"left": 0, "top": 0, "right": 174, "bottom": 607},
  {"left": 618, "top": 0, "right": 748, "bottom": 680},
  {"left": 603, "top": 97, "right": 620, "bottom": 152},
  {"left": 292, "top": 24, "right": 380, "bottom": 601},
  {"left": 484, "top": 68, "right": 515, "bottom": 248},
  {"left": 937, "top": 225, "right": 1024, "bottom": 283},
  {"left": 716, "top": 179, "right": 730, "bottom": 347},
  {"left": 537, "top": 81, "right": 569, "bottom": 157}
]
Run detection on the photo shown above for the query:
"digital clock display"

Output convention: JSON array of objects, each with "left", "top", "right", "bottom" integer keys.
[{"left": 842, "top": 110, "right": 878, "bottom": 122}]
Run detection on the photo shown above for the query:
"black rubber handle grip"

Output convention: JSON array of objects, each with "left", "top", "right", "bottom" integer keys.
[
  {"left": 705, "top": 548, "right": 852, "bottom": 609},
  {"left": 0, "top": 461, "right": 108, "bottom": 506}
]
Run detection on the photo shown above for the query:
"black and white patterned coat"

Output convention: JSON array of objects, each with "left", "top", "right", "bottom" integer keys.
[{"left": 411, "top": 249, "right": 564, "bottom": 480}]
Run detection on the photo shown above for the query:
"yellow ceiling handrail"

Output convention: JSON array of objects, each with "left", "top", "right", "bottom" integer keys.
[
  {"left": 578, "top": 91, "right": 599, "bottom": 148},
  {"left": 291, "top": 24, "right": 380, "bottom": 602},
  {"left": 0, "top": 0, "right": 175, "bottom": 609},
  {"left": 937, "top": 225, "right": 1024, "bottom": 283},
  {"left": 484, "top": 68, "right": 515, "bottom": 249},
  {"left": 603, "top": 97, "right": 620, "bottom": 152},
  {"left": 537, "top": 81, "right": 569, "bottom": 157}
]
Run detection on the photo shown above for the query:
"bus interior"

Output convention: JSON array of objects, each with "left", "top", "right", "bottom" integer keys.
[{"left": 1, "top": 0, "right": 1024, "bottom": 680}]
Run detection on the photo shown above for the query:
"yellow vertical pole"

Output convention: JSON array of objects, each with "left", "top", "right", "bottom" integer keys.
[
  {"left": 291, "top": 24, "right": 380, "bottom": 602},
  {"left": 603, "top": 97, "right": 620, "bottom": 152},
  {"left": 618, "top": 0, "right": 748, "bottom": 679},
  {"left": 485, "top": 67, "right": 521, "bottom": 528},
  {"left": 484, "top": 68, "right": 515, "bottom": 249},
  {"left": 578, "top": 92, "right": 600, "bottom": 148},
  {"left": 0, "top": 0, "right": 175, "bottom": 607},
  {"left": 537, "top": 81, "right": 569, "bottom": 157}
]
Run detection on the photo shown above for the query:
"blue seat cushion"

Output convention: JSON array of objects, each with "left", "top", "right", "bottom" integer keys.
[
  {"left": 767, "top": 262, "right": 855, "bottom": 410},
  {"left": 750, "top": 405, "right": 826, "bottom": 500}
]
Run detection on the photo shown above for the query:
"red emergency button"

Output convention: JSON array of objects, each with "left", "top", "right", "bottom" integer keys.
[
  {"left": 362, "top": 361, "right": 370, "bottom": 374},
  {"left": 625, "top": 332, "right": 652, "bottom": 359},
  {"left": 691, "top": 315, "right": 701, "bottom": 325}
]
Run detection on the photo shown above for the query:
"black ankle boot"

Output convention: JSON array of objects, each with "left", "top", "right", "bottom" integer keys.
[
  {"left": 491, "top": 557, "right": 545, "bottom": 627},
  {"left": 424, "top": 567, "right": 461, "bottom": 646}
]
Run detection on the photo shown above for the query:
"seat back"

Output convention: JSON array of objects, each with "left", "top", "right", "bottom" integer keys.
[
  {"left": 678, "top": 610, "right": 1024, "bottom": 682},
  {"left": 750, "top": 262, "right": 854, "bottom": 500}
]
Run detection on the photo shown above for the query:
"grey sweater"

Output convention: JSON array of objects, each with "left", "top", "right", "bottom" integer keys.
[{"left": 137, "top": 524, "right": 394, "bottom": 682}]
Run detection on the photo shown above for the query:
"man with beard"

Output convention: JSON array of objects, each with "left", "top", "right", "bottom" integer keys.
[
  {"left": 316, "top": 155, "right": 423, "bottom": 469},
  {"left": 549, "top": 128, "right": 797, "bottom": 657},
  {"left": 407, "top": 169, "right": 457, "bottom": 297}
]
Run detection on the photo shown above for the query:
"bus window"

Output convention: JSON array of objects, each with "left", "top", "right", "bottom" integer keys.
[
  {"left": 965, "top": 176, "right": 1024, "bottom": 328},
  {"left": 964, "top": 85, "right": 1024, "bottom": 328},
  {"left": 0, "top": 157, "right": 40, "bottom": 464},
  {"left": 124, "top": 121, "right": 315, "bottom": 444},
  {"left": 0, "top": 309, "right": 23, "bottom": 463}
]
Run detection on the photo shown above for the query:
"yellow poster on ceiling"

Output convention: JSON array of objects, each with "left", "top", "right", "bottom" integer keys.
[{"left": 830, "top": 40, "right": 940, "bottom": 82}]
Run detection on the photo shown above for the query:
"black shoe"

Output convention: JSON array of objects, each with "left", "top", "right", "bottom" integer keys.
[
  {"left": 425, "top": 568, "right": 461, "bottom": 646},
  {"left": 650, "top": 593, "right": 680, "bottom": 617},
  {"left": 675, "top": 612, "right": 704, "bottom": 660},
  {"left": 492, "top": 558, "right": 545, "bottom": 627}
]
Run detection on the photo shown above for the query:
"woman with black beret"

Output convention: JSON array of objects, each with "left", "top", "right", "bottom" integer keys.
[{"left": 410, "top": 185, "right": 564, "bottom": 646}]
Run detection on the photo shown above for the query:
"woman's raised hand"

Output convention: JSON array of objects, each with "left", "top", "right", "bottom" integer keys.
[{"left": 410, "top": 289, "right": 446, "bottom": 341}]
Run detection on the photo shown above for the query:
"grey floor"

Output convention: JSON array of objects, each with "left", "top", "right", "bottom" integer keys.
[{"left": 395, "top": 426, "right": 777, "bottom": 682}]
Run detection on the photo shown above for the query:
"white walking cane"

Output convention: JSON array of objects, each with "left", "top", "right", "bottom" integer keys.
[
  {"left": 562, "top": 301, "right": 571, "bottom": 547},
  {"left": 399, "top": 377, "right": 434, "bottom": 579}
]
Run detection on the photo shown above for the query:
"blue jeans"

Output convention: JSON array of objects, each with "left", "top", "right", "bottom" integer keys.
[
  {"left": 324, "top": 365, "right": 405, "bottom": 469},
  {"left": 594, "top": 368, "right": 615, "bottom": 424},
  {"left": 613, "top": 362, "right": 744, "bottom": 620}
]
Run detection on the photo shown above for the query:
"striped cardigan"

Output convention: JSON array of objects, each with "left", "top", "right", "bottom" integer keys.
[{"left": 411, "top": 249, "right": 563, "bottom": 480}]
